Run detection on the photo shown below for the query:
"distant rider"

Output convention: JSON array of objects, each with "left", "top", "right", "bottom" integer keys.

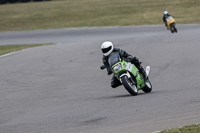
[
  {"left": 100, "top": 41, "right": 147, "bottom": 88},
  {"left": 162, "top": 11, "right": 173, "bottom": 28}
]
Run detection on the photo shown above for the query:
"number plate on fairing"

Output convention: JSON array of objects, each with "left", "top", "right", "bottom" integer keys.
[{"left": 125, "top": 62, "right": 132, "bottom": 71}]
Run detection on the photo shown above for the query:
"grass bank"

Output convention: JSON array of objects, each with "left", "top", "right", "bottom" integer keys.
[
  {"left": 0, "top": 43, "right": 54, "bottom": 55},
  {"left": 158, "top": 124, "right": 200, "bottom": 133},
  {"left": 0, "top": 0, "right": 200, "bottom": 31}
]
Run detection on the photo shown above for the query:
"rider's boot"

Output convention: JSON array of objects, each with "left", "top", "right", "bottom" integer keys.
[{"left": 139, "top": 66, "right": 148, "bottom": 81}]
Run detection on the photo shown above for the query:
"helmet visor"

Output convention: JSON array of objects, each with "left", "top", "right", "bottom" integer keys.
[{"left": 102, "top": 46, "right": 112, "bottom": 54}]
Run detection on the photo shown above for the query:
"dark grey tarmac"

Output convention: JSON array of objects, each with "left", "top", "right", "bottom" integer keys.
[{"left": 0, "top": 25, "right": 200, "bottom": 133}]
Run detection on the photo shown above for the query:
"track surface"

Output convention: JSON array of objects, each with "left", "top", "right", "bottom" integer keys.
[{"left": 0, "top": 25, "right": 200, "bottom": 133}]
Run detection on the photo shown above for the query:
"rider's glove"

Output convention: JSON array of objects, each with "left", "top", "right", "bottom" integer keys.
[
  {"left": 124, "top": 56, "right": 134, "bottom": 62},
  {"left": 100, "top": 65, "right": 107, "bottom": 70},
  {"left": 100, "top": 66, "right": 104, "bottom": 70},
  {"left": 132, "top": 57, "right": 141, "bottom": 68}
]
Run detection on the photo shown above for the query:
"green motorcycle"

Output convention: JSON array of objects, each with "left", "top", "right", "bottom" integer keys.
[{"left": 100, "top": 52, "right": 152, "bottom": 96}]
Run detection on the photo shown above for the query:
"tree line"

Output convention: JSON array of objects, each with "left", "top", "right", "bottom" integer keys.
[{"left": 0, "top": 0, "right": 50, "bottom": 4}]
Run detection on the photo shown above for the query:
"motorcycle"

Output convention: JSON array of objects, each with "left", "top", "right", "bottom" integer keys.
[
  {"left": 100, "top": 52, "right": 152, "bottom": 96},
  {"left": 166, "top": 16, "right": 177, "bottom": 33}
]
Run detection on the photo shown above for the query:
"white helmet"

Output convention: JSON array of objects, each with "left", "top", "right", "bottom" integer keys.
[
  {"left": 164, "top": 11, "right": 168, "bottom": 15},
  {"left": 101, "top": 41, "right": 114, "bottom": 56}
]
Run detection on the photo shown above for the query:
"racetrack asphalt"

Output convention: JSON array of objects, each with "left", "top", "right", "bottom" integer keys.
[{"left": 0, "top": 24, "right": 200, "bottom": 133}]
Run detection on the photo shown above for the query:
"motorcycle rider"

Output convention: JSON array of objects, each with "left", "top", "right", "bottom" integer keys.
[
  {"left": 162, "top": 11, "right": 173, "bottom": 28},
  {"left": 100, "top": 41, "right": 147, "bottom": 88}
]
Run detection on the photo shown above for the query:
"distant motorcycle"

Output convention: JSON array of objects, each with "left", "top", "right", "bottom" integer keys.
[
  {"left": 166, "top": 16, "right": 177, "bottom": 33},
  {"left": 100, "top": 52, "right": 152, "bottom": 96}
]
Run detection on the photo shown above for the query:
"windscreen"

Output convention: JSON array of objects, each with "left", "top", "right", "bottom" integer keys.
[
  {"left": 108, "top": 52, "right": 120, "bottom": 67},
  {"left": 166, "top": 16, "right": 173, "bottom": 20}
]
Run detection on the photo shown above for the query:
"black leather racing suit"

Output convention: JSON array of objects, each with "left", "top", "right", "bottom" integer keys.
[
  {"left": 102, "top": 48, "right": 146, "bottom": 88},
  {"left": 162, "top": 14, "right": 172, "bottom": 27}
]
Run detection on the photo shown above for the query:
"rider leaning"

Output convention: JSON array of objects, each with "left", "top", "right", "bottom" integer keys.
[
  {"left": 100, "top": 41, "right": 147, "bottom": 88},
  {"left": 162, "top": 11, "right": 173, "bottom": 28}
]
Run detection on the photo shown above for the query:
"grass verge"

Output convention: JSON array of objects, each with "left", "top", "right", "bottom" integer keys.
[
  {"left": 0, "top": 0, "right": 200, "bottom": 31},
  {"left": 156, "top": 124, "right": 200, "bottom": 133},
  {"left": 0, "top": 43, "right": 54, "bottom": 56}
]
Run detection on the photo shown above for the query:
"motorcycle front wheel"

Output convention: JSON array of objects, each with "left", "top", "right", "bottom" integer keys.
[
  {"left": 121, "top": 76, "right": 138, "bottom": 96},
  {"left": 174, "top": 27, "right": 178, "bottom": 33}
]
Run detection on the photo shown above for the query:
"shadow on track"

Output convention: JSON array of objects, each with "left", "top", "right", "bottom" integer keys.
[{"left": 96, "top": 91, "right": 156, "bottom": 99}]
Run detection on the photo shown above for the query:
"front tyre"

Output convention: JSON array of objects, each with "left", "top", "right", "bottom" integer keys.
[
  {"left": 142, "top": 79, "right": 152, "bottom": 93},
  {"left": 174, "top": 27, "right": 178, "bottom": 33},
  {"left": 121, "top": 76, "right": 138, "bottom": 96},
  {"left": 170, "top": 23, "right": 175, "bottom": 33}
]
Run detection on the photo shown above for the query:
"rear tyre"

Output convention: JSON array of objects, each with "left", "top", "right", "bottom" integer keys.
[
  {"left": 121, "top": 76, "right": 138, "bottom": 96},
  {"left": 142, "top": 79, "right": 152, "bottom": 93}
]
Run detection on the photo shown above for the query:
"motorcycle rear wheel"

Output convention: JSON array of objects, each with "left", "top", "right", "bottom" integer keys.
[
  {"left": 121, "top": 76, "right": 138, "bottom": 96},
  {"left": 142, "top": 80, "right": 152, "bottom": 93}
]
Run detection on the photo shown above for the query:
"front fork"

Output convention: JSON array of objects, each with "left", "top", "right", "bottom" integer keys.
[{"left": 118, "top": 71, "right": 135, "bottom": 85}]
